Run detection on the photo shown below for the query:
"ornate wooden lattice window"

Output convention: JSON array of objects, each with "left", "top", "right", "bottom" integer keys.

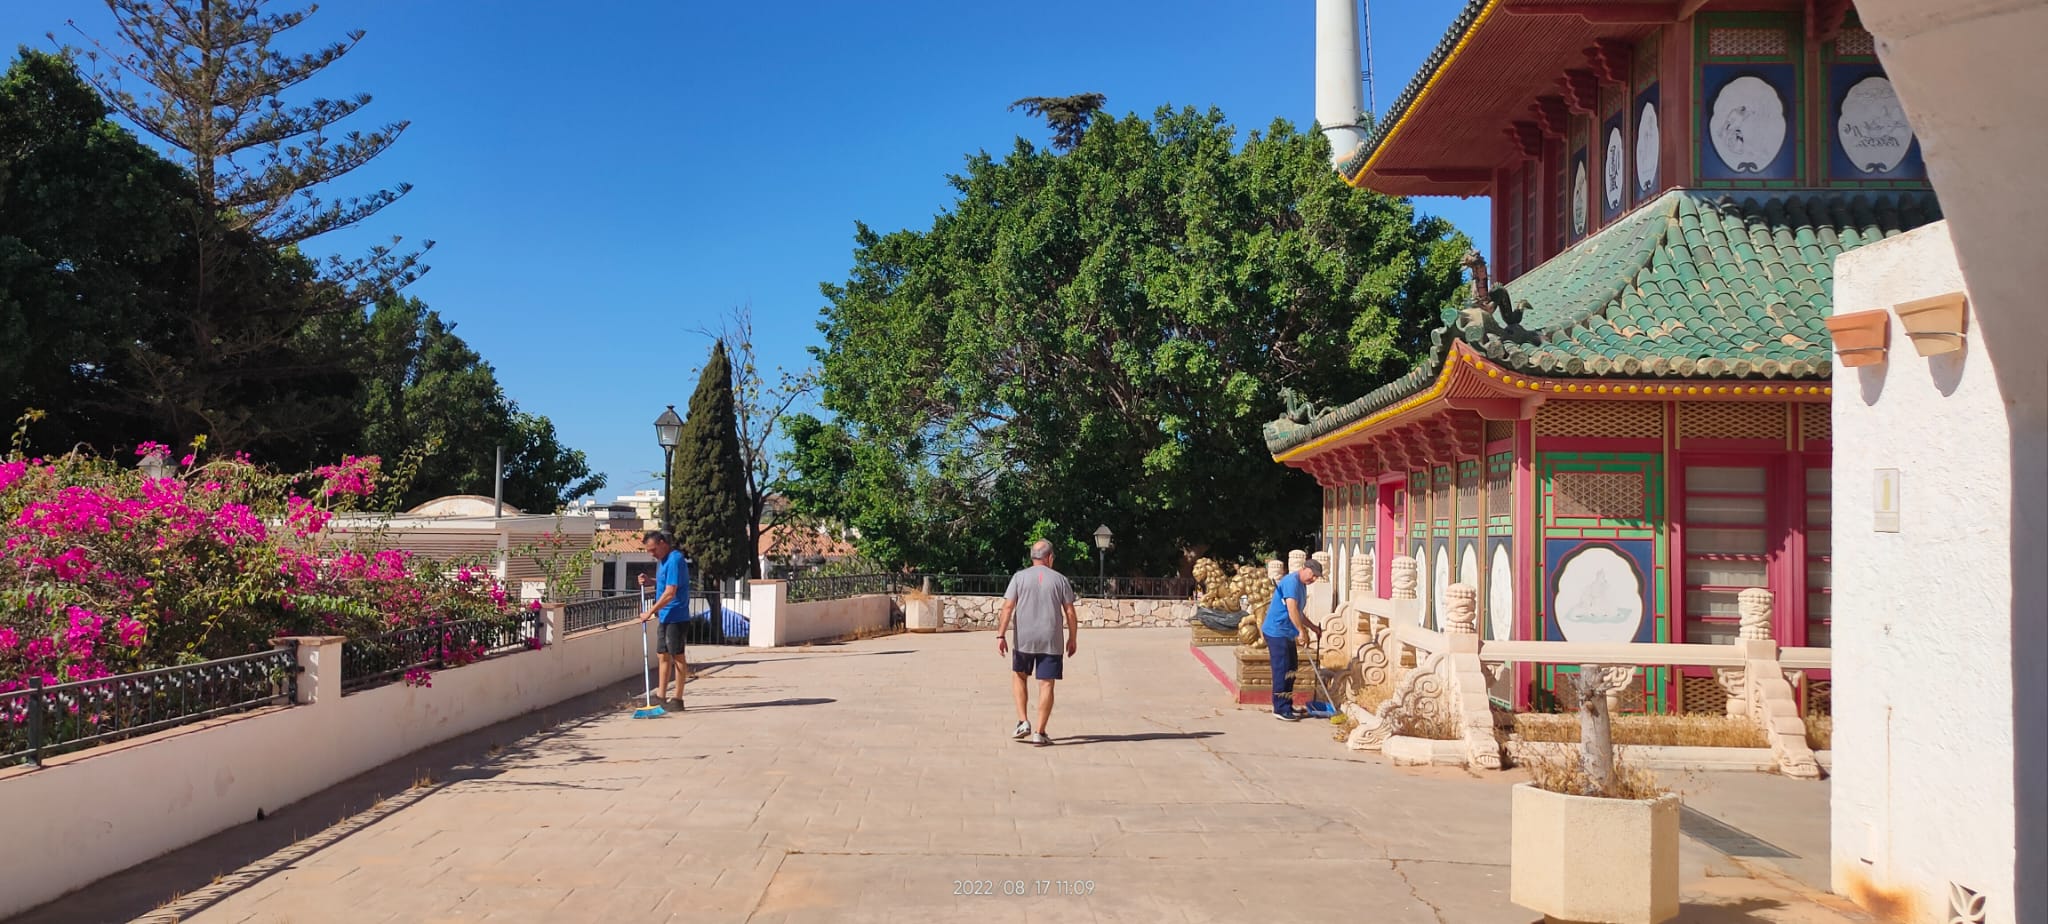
[
  {"left": 1678, "top": 403, "right": 1787, "bottom": 442},
  {"left": 1681, "top": 464, "right": 1770, "bottom": 645},
  {"left": 1486, "top": 452, "right": 1514, "bottom": 519},
  {"left": 1805, "top": 466, "right": 1832, "bottom": 647},
  {"left": 1535, "top": 401, "right": 1664, "bottom": 440}
]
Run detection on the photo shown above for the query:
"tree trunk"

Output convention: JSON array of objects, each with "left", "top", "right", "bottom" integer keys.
[{"left": 1575, "top": 665, "right": 1615, "bottom": 797}]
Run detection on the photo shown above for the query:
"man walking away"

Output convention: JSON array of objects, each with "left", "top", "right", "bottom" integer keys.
[
  {"left": 1262, "top": 558, "right": 1324, "bottom": 721},
  {"left": 637, "top": 531, "right": 691, "bottom": 711},
  {"left": 996, "top": 539, "right": 1078, "bottom": 746}
]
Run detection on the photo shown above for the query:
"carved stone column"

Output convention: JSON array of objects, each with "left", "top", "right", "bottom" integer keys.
[
  {"left": 1266, "top": 559, "right": 1286, "bottom": 582},
  {"left": 1444, "top": 583, "right": 1479, "bottom": 636},
  {"left": 1288, "top": 549, "right": 1308, "bottom": 574},
  {"left": 1352, "top": 553, "right": 1375, "bottom": 598},
  {"left": 1437, "top": 582, "right": 1504, "bottom": 769},
  {"left": 1738, "top": 587, "right": 1774, "bottom": 640}
]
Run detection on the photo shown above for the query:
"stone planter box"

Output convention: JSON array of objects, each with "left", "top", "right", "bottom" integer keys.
[
  {"left": 905, "top": 598, "right": 939, "bottom": 633},
  {"left": 1384, "top": 735, "right": 1467, "bottom": 767},
  {"left": 1190, "top": 624, "right": 1238, "bottom": 647},
  {"left": 1510, "top": 783, "right": 1679, "bottom": 924}
]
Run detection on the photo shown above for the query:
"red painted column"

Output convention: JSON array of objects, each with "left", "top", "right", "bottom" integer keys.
[{"left": 1513, "top": 416, "right": 1539, "bottom": 711}]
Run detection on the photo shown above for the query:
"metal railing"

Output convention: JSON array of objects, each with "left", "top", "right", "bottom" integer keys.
[
  {"left": 787, "top": 573, "right": 899, "bottom": 603},
  {"left": 341, "top": 610, "right": 543, "bottom": 693},
  {"left": 1, "top": 647, "right": 299, "bottom": 766},
  {"left": 562, "top": 593, "right": 639, "bottom": 634},
  {"left": 907, "top": 573, "right": 1195, "bottom": 600}
]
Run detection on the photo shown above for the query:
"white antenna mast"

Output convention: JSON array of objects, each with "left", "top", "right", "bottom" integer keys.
[{"left": 1360, "top": 0, "right": 1377, "bottom": 123}]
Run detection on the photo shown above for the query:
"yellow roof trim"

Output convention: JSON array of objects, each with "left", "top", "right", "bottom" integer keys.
[
  {"left": 1345, "top": 0, "right": 1506, "bottom": 189},
  {"left": 1271, "top": 347, "right": 1468, "bottom": 462}
]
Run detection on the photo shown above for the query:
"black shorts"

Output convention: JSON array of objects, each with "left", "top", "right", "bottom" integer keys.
[
  {"left": 657, "top": 620, "right": 688, "bottom": 655},
  {"left": 1011, "top": 651, "right": 1063, "bottom": 681}
]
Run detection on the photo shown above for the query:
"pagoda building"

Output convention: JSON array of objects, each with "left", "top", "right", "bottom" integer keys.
[{"left": 1275, "top": 0, "right": 1939, "bottom": 713}]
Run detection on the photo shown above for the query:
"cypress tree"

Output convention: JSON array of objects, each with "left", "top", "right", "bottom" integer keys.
[{"left": 669, "top": 342, "right": 751, "bottom": 582}]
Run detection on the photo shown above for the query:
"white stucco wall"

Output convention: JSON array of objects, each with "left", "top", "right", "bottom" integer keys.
[
  {"left": 1830, "top": 222, "right": 2015, "bottom": 923},
  {"left": 0, "top": 614, "right": 646, "bottom": 918}
]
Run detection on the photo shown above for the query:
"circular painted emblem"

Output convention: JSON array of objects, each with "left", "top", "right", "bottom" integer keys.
[
  {"left": 1635, "top": 102, "right": 1660, "bottom": 193},
  {"left": 1552, "top": 544, "right": 1646, "bottom": 644},
  {"left": 1838, "top": 76, "right": 1914, "bottom": 173},
  {"left": 1571, "top": 161, "right": 1589, "bottom": 235},
  {"left": 1488, "top": 545, "right": 1514, "bottom": 641},
  {"left": 1710, "top": 75, "right": 1788, "bottom": 173},
  {"left": 1603, "top": 126, "right": 1626, "bottom": 210}
]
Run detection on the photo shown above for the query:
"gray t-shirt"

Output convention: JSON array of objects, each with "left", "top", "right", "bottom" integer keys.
[{"left": 1004, "top": 564, "right": 1077, "bottom": 654}]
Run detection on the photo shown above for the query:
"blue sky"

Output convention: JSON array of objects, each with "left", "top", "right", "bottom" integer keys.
[{"left": 2, "top": 0, "right": 1490, "bottom": 499}]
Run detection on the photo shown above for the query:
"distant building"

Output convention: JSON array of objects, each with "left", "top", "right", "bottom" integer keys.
[{"left": 326, "top": 495, "right": 600, "bottom": 601}]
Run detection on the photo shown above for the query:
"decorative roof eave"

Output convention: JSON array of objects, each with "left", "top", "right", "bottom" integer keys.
[
  {"left": 1273, "top": 344, "right": 1833, "bottom": 465},
  {"left": 1335, "top": 0, "right": 1501, "bottom": 189}
]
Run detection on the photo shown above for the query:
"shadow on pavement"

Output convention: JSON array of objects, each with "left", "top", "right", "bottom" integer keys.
[
  {"left": 685, "top": 697, "right": 836, "bottom": 712},
  {"left": 1055, "top": 731, "right": 1222, "bottom": 745},
  {"left": 3, "top": 679, "right": 640, "bottom": 924}
]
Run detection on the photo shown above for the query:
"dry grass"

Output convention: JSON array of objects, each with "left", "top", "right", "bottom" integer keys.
[
  {"left": 1514, "top": 713, "right": 1769, "bottom": 749},
  {"left": 1394, "top": 707, "right": 1461, "bottom": 741},
  {"left": 1351, "top": 677, "right": 1395, "bottom": 713},
  {"left": 1516, "top": 741, "right": 1668, "bottom": 800},
  {"left": 1805, "top": 713, "right": 1832, "bottom": 750}
]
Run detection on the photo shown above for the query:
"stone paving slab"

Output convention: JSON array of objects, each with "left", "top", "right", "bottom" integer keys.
[{"left": 9, "top": 629, "right": 1871, "bottom": 923}]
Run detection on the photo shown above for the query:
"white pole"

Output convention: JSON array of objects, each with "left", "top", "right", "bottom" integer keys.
[{"left": 1315, "top": 0, "right": 1367, "bottom": 171}]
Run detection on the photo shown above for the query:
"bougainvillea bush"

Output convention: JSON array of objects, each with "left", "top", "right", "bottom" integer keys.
[{"left": 0, "top": 443, "right": 527, "bottom": 690}]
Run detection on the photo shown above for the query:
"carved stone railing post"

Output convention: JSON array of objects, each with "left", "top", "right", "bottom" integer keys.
[
  {"left": 1288, "top": 549, "right": 1308, "bottom": 574},
  {"left": 1265, "top": 559, "right": 1286, "bottom": 582},
  {"left": 1391, "top": 556, "right": 1418, "bottom": 600},
  {"left": 1438, "top": 583, "right": 1504, "bottom": 769},
  {"left": 1729, "top": 588, "right": 1822, "bottom": 779},
  {"left": 1352, "top": 552, "right": 1375, "bottom": 598}
]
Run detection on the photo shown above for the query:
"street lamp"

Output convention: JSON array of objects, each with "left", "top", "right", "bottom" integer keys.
[
  {"left": 653, "top": 405, "right": 683, "bottom": 530},
  {"left": 1093, "top": 525, "right": 1113, "bottom": 584}
]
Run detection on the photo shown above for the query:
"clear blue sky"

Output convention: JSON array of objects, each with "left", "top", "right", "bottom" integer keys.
[{"left": 2, "top": 0, "right": 1490, "bottom": 500}]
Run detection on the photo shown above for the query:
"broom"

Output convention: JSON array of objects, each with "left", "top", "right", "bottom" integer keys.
[{"left": 633, "top": 586, "right": 666, "bottom": 719}]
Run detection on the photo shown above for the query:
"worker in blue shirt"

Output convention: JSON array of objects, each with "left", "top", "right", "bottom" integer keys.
[
  {"left": 637, "top": 531, "right": 691, "bottom": 711},
  {"left": 1261, "top": 558, "right": 1324, "bottom": 721}
]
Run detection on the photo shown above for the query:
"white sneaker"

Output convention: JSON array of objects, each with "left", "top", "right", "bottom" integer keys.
[
  {"left": 1012, "top": 720, "right": 1032, "bottom": 739},
  {"left": 1028, "top": 732, "right": 1052, "bottom": 747}
]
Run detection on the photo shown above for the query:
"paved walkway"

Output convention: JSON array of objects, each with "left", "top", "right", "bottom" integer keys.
[{"left": 16, "top": 628, "right": 1871, "bottom": 923}]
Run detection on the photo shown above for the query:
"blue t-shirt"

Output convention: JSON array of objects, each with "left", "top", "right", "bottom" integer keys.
[
  {"left": 1262, "top": 572, "right": 1308, "bottom": 638},
  {"left": 655, "top": 550, "right": 690, "bottom": 623}
]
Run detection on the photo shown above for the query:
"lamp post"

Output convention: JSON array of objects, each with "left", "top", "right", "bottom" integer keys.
[
  {"left": 1093, "top": 524, "right": 1113, "bottom": 586},
  {"left": 653, "top": 405, "right": 683, "bottom": 531}
]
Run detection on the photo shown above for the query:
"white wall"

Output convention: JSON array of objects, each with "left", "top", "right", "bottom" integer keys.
[
  {"left": 0, "top": 615, "right": 645, "bottom": 919},
  {"left": 1830, "top": 222, "right": 2015, "bottom": 923},
  {"left": 779, "top": 594, "right": 892, "bottom": 645},
  {"left": 1829, "top": 4, "right": 2048, "bottom": 921}
]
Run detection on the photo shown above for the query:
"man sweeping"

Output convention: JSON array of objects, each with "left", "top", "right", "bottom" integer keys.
[
  {"left": 1263, "top": 557, "right": 1323, "bottom": 721},
  {"left": 637, "top": 531, "right": 690, "bottom": 711},
  {"left": 996, "top": 539, "right": 1078, "bottom": 746}
]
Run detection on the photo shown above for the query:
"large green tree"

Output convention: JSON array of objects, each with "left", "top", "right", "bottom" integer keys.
[
  {"left": 786, "top": 105, "right": 1468, "bottom": 573},
  {"left": 357, "top": 296, "right": 604, "bottom": 512},
  {"left": 669, "top": 342, "right": 750, "bottom": 581}
]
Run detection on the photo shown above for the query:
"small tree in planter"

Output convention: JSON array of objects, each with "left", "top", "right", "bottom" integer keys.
[{"left": 1511, "top": 664, "right": 1680, "bottom": 924}]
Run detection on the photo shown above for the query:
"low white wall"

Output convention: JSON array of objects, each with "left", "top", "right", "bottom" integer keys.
[
  {"left": 0, "top": 613, "right": 644, "bottom": 919},
  {"left": 780, "top": 594, "right": 892, "bottom": 645},
  {"left": 928, "top": 594, "right": 1196, "bottom": 631},
  {"left": 1830, "top": 221, "right": 2017, "bottom": 923}
]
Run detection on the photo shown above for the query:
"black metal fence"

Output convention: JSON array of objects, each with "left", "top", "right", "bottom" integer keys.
[
  {"left": 786, "top": 573, "right": 899, "bottom": 603},
  {"left": 562, "top": 593, "right": 638, "bottom": 634},
  {"left": 0, "top": 647, "right": 299, "bottom": 766},
  {"left": 341, "top": 610, "right": 543, "bottom": 693},
  {"left": 562, "top": 589, "right": 745, "bottom": 645}
]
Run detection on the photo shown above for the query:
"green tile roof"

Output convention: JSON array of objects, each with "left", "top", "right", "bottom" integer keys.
[{"left": 1265, "top": 188, "right": 1942, "bottom": 455}]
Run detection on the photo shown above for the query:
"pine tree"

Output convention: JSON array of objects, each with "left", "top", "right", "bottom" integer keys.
[{"left": 669, "top": 343, "right": 751, "bottom": 582}]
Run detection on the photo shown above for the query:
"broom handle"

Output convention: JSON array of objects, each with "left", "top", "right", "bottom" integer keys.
[{"left": 640, "top": 587, "right": 654, "bottom": 707}]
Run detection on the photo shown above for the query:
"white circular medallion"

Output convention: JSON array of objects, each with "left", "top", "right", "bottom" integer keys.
[
  {"left": 1635, "top": 102, "right": 1660, "bottom": 193},
  {"left": 1603, "top": 126, "right": 1626, "bottom": 210},
  {"left": 1488, "top": 545, "right": 1514, "bottom": 641},
  {"left": 1571, "top": 161, "right": 1589, "bottom": 235},
  {"left": 1838, "top": 76, "right": 1914, "bottom": 173},
  {"left": 1552, "top": 544, "right": 1646, "bottom": 644},
  {"left": 1710, "top": 75, "right": 1788, "bottom": 173}
]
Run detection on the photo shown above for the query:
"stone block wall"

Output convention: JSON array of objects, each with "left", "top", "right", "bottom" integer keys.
[{"left": 921, "top": 594, "right": 1196, "bottom": 631}]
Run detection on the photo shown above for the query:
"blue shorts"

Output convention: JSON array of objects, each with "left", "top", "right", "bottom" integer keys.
[{"left": 1011, "top": 651, "right": 1063, "bottom": 681}]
